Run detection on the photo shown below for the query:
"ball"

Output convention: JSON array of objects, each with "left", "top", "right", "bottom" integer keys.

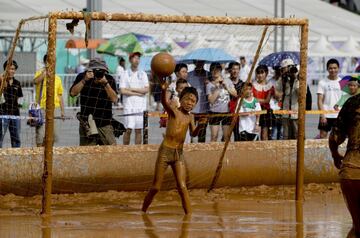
[{"left": 151, "top": 52, "right": 176, "bottom": 78}]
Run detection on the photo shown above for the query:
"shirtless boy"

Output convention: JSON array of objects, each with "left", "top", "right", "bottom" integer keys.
[{"left": 142, "top": 77, "right": 206, "bottom": 214}]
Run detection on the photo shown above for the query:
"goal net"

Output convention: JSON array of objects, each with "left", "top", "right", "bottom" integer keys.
[{"left": 0, "top": 12, "right": 310, "bottom": 211}]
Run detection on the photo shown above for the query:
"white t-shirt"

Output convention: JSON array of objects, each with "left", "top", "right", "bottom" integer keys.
[
  {"left": 317, "top": 76, "right": 342, "bottom": 118},
  {"left": 239, "top": 97, "right": 261, "bottom": 133},
  {"left": 120, "top": 69, "right": 149, "bottom": 112}
]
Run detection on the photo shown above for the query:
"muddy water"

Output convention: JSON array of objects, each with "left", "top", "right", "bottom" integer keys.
[{"left": 0, "top": 183, "right": 352, "bottom": 237}]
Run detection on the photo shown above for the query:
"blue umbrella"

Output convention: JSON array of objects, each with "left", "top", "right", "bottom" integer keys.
[
  {"left": 178, "top": 48, "right": 235, "bottom": 64},
  {"left": 259, "top": 51, "right": 312, "bottom": 67}
]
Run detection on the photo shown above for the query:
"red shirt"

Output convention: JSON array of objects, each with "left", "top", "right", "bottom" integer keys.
[{"left": 252, "top": 81, "right": 274, "bottom": 110}]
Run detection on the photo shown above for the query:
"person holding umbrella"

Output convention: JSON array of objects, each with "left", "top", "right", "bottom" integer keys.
[{"left": 334, "top": 76, "right": 360, "bottom": 111}]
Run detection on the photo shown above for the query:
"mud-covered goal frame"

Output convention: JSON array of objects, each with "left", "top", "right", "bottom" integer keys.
[{"left": 2, "top": 12, "right": 309, "bottom": 216}]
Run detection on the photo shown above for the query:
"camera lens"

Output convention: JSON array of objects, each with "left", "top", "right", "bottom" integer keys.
[
  {"left": 289, "top": 66, "right": 298, "bottom": 74},
  {"left": 94, "top": 69, "right": 105, "bottom": 79}
]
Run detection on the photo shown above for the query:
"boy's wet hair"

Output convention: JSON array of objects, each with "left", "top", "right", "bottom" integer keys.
[
  {"left": 176, "top": 79, "right": 188, "bottom": 87},
  {"left": 179, "top": 86, "right": 198, "bottom": 102}
]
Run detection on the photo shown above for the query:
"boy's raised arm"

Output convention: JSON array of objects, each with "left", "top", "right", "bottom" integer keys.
[{"left": 159, "top": 76, "right": 175, "bottom": 116}]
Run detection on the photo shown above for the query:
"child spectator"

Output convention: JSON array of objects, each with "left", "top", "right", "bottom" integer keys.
[
  {"left": 238, "top": 83, "right": 261, "bottom": 141},
  {"left": 252, "top": 65, "right": 274, "bottom": 140}
]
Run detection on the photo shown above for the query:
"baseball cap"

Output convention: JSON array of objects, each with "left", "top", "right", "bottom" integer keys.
[
  {"left": 280, "top": 58, "right": 295, "bottom": 68},
  {"left": 129, "top": 52, "right": 142, "bottom": 59},
  {"left": 87, "top": 58, "right": 109, "bottom": 72}
]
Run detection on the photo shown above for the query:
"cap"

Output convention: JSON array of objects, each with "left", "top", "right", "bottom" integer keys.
[
  {"left": 280, "top": 58, "right": 295, "bottom": 68},
  {"left": 80, "top": 57, "right": 90, "bottom": 65},
  {"left": 87, "top": 58, "right": 109, "bottom": 72},
  {"left": 129, "top": 52, "right": 142, "bottom": 59}
]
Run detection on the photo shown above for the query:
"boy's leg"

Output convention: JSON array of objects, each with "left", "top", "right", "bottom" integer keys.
[
  {"left": 171, "top": 160, "right": 191, "bottom": 214},
  {"left": 142, "top": 149, "right": 168, "bottom": 212}
]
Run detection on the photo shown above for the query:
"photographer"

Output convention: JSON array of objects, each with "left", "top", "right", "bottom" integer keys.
[
  {"left": 279, "top": 59, "right": 299, "bottom": 140},
  {"left": 70, "top": 58, "right": 118, "bottom": 146}
]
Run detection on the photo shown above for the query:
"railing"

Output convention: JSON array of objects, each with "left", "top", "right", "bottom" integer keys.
[{"left": 14, "top": 72, "right": 340, "bottom": 109}]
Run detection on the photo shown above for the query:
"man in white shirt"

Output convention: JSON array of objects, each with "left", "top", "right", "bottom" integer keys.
[
  {"left": 239, "top": 56, "right": 250, "bottom": 82},
  {"left": 120, "top": 52, "right": 149, "bottom": 144},
  {"left": 317, "top": 58, "right": 342, "bottom": 139}
]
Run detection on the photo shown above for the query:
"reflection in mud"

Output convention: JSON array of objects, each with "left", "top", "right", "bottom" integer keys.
[{"left": 0, "top": 183, "right": 352, "bottom": 237}]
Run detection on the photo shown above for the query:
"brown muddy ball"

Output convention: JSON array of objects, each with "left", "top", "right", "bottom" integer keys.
[{"left": 151, "top": 52, "right": 176, "bottom": 78}]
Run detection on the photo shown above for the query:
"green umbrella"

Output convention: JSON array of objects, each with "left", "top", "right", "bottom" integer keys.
[{"left": 97, "top": 33, "right": 171, "bottom": 56}]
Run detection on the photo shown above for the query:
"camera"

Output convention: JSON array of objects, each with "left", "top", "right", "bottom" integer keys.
[
  {"left": 94, "top": 69, "right": 105, "bottom": 79},
  {"left": 289, "top": 65, "right": 298, "bottom": 74}
]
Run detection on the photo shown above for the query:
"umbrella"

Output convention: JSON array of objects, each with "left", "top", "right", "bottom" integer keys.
[
  {"left": 178, "top": 48, "right": 235, "bottom": 64},
  {"left": 97, "top": 33, "right": 171, "bottom": 56},
  {"left": 339, "top": 75, "right": 360, "bottom": 94},
  {"left": 259, "top": 51, "right": 313, "bottom": 67}
]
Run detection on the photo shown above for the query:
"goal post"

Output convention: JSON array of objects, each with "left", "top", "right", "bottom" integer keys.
[{"left": 3, "top": 11, "right": 309, "bottom": 216}]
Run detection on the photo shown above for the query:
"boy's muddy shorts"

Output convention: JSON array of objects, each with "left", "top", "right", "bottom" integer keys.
[{"left": 156, "top": 144, "right": 184, "bottom": 169}]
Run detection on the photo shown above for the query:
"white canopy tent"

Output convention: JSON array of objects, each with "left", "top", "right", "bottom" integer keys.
[
  {"left": 309, "top": 35, "right": 345, "bottom": 57},
  {"left": 339, "top": 36, "right": 360, "bottom": 56}
]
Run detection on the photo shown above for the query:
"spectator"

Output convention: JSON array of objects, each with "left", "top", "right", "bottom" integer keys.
[
  {"left": 334, "top": 77, "right": 359, "bottom": 111},
  {"left": 70, "top": 58, "right": 118, "bottom": 146},
  {"left": 33, "top": 54, "right": 65, "bottom": 147},
  {"left": 0, "top": 60, "right": 23, "bottom": 147},
  {"left": 239, "top": 56, "right": 250, "bottom": 82},
  {"left": 75, "top": 57, "right": 89, "bottom": 74},
  {"left": 187, "top": 60, "right": 209, "bottom": 143},
  {"left": 317, "top": 58, "right": 342, "bottom": 139},
  {"left": 252, "top": 65, "right": 274, "bottom": 140},
  {"left": 227, "top": 62, "right": 243, "bottom": 141},
  {"left": 238, "top": 83, "right": 261, "bottom": 141},
  {"left": 279, "top": 59, "right": 300, "bottom": 140},
  {"left": 166, "top": 63, "right": 188, "bottom": 101},
  {"left": 270, "top": 66, "right": 283, "bottom": 140},
  {"left": 120, "top": 52, "right": 149, "bottom": 145},
  {"left": 206, "top": 63, "right": 237, "bottom": 142}
]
